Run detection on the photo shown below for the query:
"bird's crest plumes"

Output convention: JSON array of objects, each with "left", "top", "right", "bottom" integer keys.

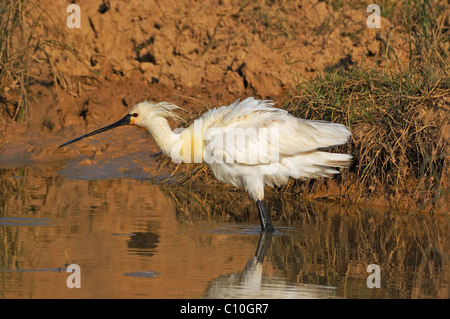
[
  {"left": 156, "top": 102, "right": 184, "bottom": 122},
  {"left": 133, "top": 100, "right": 184, "bottom": 123}
]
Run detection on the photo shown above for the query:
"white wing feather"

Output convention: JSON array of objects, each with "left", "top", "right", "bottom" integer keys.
[{"left": 201, "top": 98, "right": 351, "bottom": 165}]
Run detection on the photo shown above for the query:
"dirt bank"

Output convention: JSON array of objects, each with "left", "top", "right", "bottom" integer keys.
[
  {"left": 1, "top": 0, "right": 395, "bottom": 152},
  {"left": 0, "top": 0, "right": 448, "bottom": 210}
]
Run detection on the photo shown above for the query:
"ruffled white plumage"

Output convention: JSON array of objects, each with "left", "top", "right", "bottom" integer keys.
[{"left": 180, "top": 98, "right": 352, "bottom": 200}]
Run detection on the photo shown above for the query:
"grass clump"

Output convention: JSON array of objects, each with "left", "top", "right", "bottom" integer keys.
[
  {"left": 284, "top": 64, "right": 448, "bottom": 208},
  {"left": 0, "top": 0, "right": 81, "bottom": 122},
  {"left": 0, "top": 0, "right": 44, "bottom": 121},
  {"left": 283, "top": 0, "right": 449, "bottom": 208}
]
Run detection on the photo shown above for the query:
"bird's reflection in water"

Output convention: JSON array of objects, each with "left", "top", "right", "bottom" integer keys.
[{"left": 203, "top": 232, "right": 336, "bottom": 299}]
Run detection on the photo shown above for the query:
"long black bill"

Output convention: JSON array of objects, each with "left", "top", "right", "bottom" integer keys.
[{"left": 58, "top": 113, "right": 132, "bottom": 149}]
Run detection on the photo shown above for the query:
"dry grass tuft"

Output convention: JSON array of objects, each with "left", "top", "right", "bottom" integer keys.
[
  {"left": 284, "top": 65, "right": 448, "bottom": 208},
  {"left": 0, "top": 0, "right": 82, "bottom": 122},
  {"left": 283, "top": 0, "right": 449, "bottom": 208}
]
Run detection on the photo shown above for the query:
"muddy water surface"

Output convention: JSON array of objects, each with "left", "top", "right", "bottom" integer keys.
[{"left": 0, "top": 157, "right": 447, "bottom": 299}]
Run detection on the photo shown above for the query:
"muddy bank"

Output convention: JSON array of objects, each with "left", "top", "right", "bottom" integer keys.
[
  {"left": 1, "top": 0, "right": 394, "bottom": 144},
  {"left": 0, "top": 0, "right": 448, "bottom": 211}
]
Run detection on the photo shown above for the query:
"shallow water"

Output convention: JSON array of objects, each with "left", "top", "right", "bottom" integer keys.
[{"left": 0, "top": 159, "right": 447, "bottom": 299}]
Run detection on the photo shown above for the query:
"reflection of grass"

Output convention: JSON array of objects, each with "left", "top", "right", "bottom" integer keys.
[
  {"left": 0, "top": 167, "right": 32, "bottom": 283},
  {"left": 159, "top": 181, "right": 255, "bottom": 225},
  {"left": 270, "top": 205, "right": 448, "bottom": 298},
  {"left": 276, "top": 211, "right": 447, "bottom": 298},
  {"left": 160, "top": 182, "right": 448, "bottom": 298},
  {"left": 0, "top": 161, "right": 447, "bottom": 298}
]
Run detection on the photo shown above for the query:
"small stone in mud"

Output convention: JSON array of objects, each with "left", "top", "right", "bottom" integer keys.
[{"left": 98, "top": 1, "right": 110, "bottom": 14}]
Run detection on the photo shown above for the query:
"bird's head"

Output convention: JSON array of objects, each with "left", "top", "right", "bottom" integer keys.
[
  {"left": 127, "top": 101, "right": 183, "bottom": 128},
  {"left": 58, "top": 100, "right": 183, "bottom": 149}
]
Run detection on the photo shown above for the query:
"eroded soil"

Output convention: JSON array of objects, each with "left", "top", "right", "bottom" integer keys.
[
  {"left": 1, "top": 0, "right": 400, "bottom": 157},
  {"left": 0, "top": 0, "right": 447, "bottom": 211}
]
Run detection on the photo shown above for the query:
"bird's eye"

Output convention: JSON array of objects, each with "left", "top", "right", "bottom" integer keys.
[{"left": 132, "top": 113, "right": 138, "bottom": 117}]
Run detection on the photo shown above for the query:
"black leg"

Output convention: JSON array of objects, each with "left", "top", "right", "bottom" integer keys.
[{"left": 256, "top": 200, "right": 275, "bottom": 232}]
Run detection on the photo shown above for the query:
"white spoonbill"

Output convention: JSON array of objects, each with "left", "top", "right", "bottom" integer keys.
[{"left": 59, "top": 97, "right": 352, "bottom": 232}]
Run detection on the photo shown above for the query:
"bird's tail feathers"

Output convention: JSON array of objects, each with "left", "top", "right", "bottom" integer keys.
[
  {"left": 319, "top": 152, "right": 353, "bottom": 168},
  {"left": 284, "top": 151, "right": 352, "bottom": 179},
  {"left": 306, "top": 120, "right": 351, "bottom": 148}
]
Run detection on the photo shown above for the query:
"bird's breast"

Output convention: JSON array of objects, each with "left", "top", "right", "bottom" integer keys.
[{"left": 179, "top": 130, "right": 204, "bottom": 163}]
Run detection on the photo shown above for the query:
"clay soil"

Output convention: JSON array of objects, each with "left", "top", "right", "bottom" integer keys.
[{"left": 0, "top": 0, "right": 447, "bottom": 210}]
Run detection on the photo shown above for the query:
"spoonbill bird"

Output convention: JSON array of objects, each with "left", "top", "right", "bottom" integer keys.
[{"left": 59, "top": 97, "right": 352, "bottom": 232}]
